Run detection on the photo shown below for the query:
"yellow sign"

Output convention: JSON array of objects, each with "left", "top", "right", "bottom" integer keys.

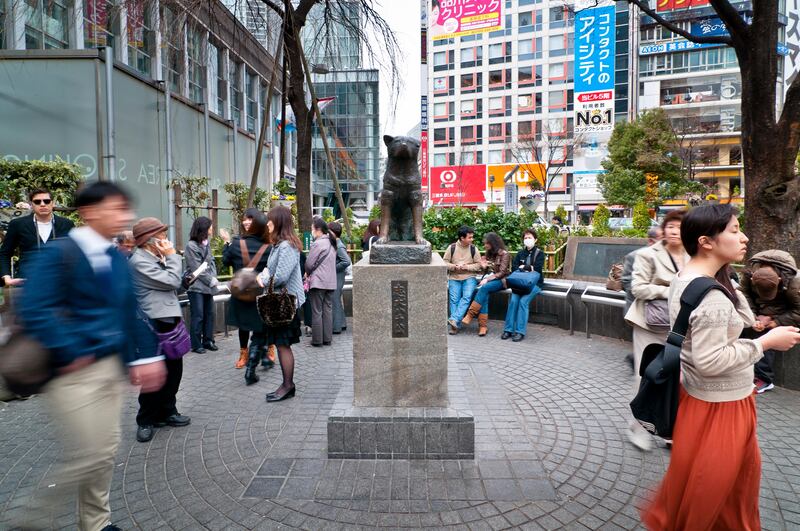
[{"left": 487, "top": 163, "right": 546, "bottom": 188}]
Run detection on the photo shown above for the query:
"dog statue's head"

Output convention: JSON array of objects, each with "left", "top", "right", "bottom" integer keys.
[{"left": 384, "top": 135, "right": 420, "bottom": 161}]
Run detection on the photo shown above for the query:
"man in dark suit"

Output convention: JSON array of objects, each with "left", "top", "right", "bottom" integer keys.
[
  {"left": 15, "top": 182, "right": 166, "bottom": 531},
  {"left": 0, "top": 187, "right": 75, "bottom": 286}
]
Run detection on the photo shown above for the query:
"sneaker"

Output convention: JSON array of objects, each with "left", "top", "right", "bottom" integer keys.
[
  {"left": 754, "top": 378, "right": 774, "bottom": 394},
  {"left": 447, "top": 319, "right": 459, "bottom": 335},
  {"left": 627, "top": 425, "right": 652, "bottom": 451}
]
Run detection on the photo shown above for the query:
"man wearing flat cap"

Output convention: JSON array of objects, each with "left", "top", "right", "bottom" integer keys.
[{"left": 739, "top": 249, "right": 800, "bottom": 393}]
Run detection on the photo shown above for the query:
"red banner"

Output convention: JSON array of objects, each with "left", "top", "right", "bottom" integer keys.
[
  {"left": 420, "top": 131, "right": 429, "bottom": 191},
  {"left": 658, "top": 0, "right": 708, "bottom": 10},
  {"left": 429, "top": 165, "right": 487, "bottom": 205}
]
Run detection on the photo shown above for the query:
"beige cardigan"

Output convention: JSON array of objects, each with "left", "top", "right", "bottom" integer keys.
[
  {"left": 625, "top": 241, "right": 689, "bottom": 330},
  {"left": 669, "top": 274, "right": 762, "bottom": 402}
]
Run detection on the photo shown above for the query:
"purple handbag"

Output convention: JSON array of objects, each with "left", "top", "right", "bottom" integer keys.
[{"left": 154, "top": 320, "right": 191, "bottom": 359}]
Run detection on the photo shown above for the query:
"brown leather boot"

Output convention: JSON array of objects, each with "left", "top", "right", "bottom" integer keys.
[
  {"left": 461, "top": 301, "right": 481, "bottom": 325},
  {"left": 235, "top": 347, "right": 248, "bottom": 369},
  {"left": 478, "top": 314, "right": 488, "bottom": 337}
]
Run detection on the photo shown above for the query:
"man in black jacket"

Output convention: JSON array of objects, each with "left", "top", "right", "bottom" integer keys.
[{"left": 0, "top": 188, "right": 75, "bottom": 286}]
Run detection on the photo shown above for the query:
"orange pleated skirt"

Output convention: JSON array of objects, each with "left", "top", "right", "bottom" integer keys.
[{"left": 641, "top": 387, "right": 762, "bottom": 531}]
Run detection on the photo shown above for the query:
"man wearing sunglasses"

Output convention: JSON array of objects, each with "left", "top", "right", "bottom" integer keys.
[{"left": 0, "top": 188, "right": 75, "bottom": 287}]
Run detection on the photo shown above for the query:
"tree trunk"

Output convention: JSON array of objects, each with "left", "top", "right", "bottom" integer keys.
[
  {"left": 284, "top": 8, "right": 314, "bottom": 233},
  {"left": 736, "top": 3, "right": 800, "bottom": 258}
]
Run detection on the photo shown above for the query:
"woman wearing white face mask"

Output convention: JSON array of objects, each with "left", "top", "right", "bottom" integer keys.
[{"left": 502, "top": 228, "right": 545, "bottom": 342}]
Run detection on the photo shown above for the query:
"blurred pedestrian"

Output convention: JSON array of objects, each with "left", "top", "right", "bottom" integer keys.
[
  {"left": 462, "top": 232, "right": 511, "bottom": 336},
  {"left": 1, "top": 187, "right": 74, "bottom": 287},
  {"left": 328, "top": 221, "right": 352, "bottom": 334},
  {"left": 129, "top": 217, "right": 192, "bottom": 443},
  {"left": 642, "top": 203, "right": 800, "bottom": 530},
  {"left": 221, "top": 208, "right": 274, "bottom": 378},
  {"left": 738, "top": 249, "right": 800, "bottom": 393},
  {"left": 257, "top": 206, "right": 305, "bottom": 402},
  {"left": 16, "top": 182, "right": 166, "bottom": 531},
  {"left": 624, "top": 209, "right": 687, "bottom": 451},
  {"left": 184, "top": 216, "right": 219, "bottom": 353},
  {"left": 443, "top": 225, "right": 482, "bottom": 335},
  {"left": 306, "top": 218, "right": 337, "bottom": 346},
  {"left": 502, "top": 228, "right": 545, "bottom": 342}
]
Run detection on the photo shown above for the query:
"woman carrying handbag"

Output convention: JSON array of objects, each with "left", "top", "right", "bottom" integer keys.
[
  {"left": 256, "top": 206, "right": 305, "bottom": 402},
  {"left": 502, "top": 228, "right": 545, "bottom": 342},
  {"left": 129, "top": 217, "right": 191, "bottom": 443},
  {"left": 305, "top": 219, "right": 338, "bottom": 346}
]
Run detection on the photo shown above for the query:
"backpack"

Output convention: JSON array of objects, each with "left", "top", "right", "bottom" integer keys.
[
  {"left": 449, "top": 243, "right": 476, "bottom": 261},
  {"left": 606, "top": 262, "right": 624, "bottom": 291},
  {"left": 630, "top": 277, "right": 724, "bottom": 438},
  {"left": 230, "top": 239, "right": 269, "bottom": 302}
]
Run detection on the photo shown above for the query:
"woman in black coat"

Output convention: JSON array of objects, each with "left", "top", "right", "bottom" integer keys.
[{"left": 221, "top": 209, "right": 272, "bottom": 381}]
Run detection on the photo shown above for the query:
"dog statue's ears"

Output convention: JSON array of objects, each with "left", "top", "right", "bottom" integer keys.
[{"left": 383, "top": 135, "right": 395, "bottom": 146}]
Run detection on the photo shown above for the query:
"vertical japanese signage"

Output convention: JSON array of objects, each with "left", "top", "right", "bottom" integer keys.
[
  {"left": 786, "top": 0, "right": 800, "bottom": 96},
  {"left": 574, "top": 1, "right": 615, "bottom": 133},
  {"left": 430, "top": 0, "right": 503, "bottom": 41},
  {"left": 421, "top": 0, "right": 430, "bottom": 195}
]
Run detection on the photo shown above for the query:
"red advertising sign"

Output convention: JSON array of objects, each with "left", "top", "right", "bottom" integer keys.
[
  {"left": 429, "top": 165, "right": 487, "bottom": 205},
  {"left": 577, "top": 91, "right": 613, "bottom": 102},
  {"left": 658, "top": 0, "right": 708, "bottom": 11},
  {"left": 420, "top": 131, "right": 429, "bottom": 191}
]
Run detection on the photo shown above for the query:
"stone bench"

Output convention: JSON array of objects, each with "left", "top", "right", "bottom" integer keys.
[{"left": 579, "top": 286, "right": 626, "bottom": 339}]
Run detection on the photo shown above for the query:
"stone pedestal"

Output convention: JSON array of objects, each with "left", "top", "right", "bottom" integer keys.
[
  {"left": 369, "top": 241, "right": 432, "bottom": 265},
  {"left": 327, "top": 253, "right": 475, "bottom": 459}
]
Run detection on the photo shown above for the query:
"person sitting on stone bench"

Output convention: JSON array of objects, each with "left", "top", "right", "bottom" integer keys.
[
  {"left": 462, "top": 232, "right": 511, "bottom": 337},
  {"left": 444, "top": 225, "right": 483, "bottom": 335},
  {"left": 501, "top": 228, "right": 545, "bottom": 343}
]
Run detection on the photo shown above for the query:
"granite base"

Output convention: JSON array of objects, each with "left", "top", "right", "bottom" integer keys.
[
  {"left": 369, "top": 241, "right": 432, "bottom": 264},
  {"left": 327, "top": 351, "right": 475, "bottom": 459}
]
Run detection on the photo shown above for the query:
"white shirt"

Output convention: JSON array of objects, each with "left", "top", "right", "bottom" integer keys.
[
  {"left": 35, "top": 217, "right": 53, "bottom": 243},
  {"left": 69, "top": 227, "right": 164, "bottom": 366}
]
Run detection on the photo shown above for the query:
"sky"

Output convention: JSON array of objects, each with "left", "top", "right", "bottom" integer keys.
[{"left": 373, "top": 2, "right": 422, "bottom": 139}]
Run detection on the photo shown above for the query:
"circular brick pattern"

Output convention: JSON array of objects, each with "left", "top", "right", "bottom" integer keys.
[{"left": 1, "top": 323, "right": 798, "bottom": 529}]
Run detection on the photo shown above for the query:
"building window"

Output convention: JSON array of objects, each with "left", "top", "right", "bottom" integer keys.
[
  {"left": 433, "top": 49, "right": 454, "bottom": 71},
  {"left": 24, "top": 0, "right": 69, "bottom": 49},
  {"left": 488, "top": 149, "right": 505, "bottom": 164},
  {"left": 461, "top": 125, "right": 482, "bottom": 144},
  {"left": 488, "top": 42, "right": 511, "bottom": 64},
  {"left": 160, "top": 6, "right": 183, "bottom": 93},
  {"left": 187, "top": 27, "right": 205, "bottom": 104},
  {"left": 488, "top": 69, "right": 510, "bottom": 91},
  {"left": 549, "top": 6, "right": 566, "bottom": 29},
  {"left": 230, "top": 60, "right": 242, "bottom": 126},
  {"left": 460, "top": 72, "right": 481, "bottom": 94},
  {"left": 518, "top": 93, "right": 541, "bottom": 115},
  {"left": 246, "top": 70, "right": 258, "bottom": 133},
  {"left": 1, "top": 1, "right": 7, "bottom": 48},
  {"left": 549, "top": 34, "right": 567, "bottom": 57},
  {"left": 434, "top": 126, "right": 454, "bottom": 147},
  {"left": 488, "top": 123, "right": 508, "bottom": 144},
  {"left": 433, "top": 101, "right": 454, "bottom": 121},
  {"left": 460, "top": 46, "right": 482, "bottom": 68},
  {"left": 84, "top": 0, "right": 119, "bottom": 50},
  {"left": 127, "top": 2, "right": 153, "bottom": 76},
  {"left": 518, "top": 121, "right": 534, "bottom": 140},
  {"left": 208, "top": 43, "right": 225, "bottom": 115},
  {"left": 434, "top": 75, "right": 455, "bottom": 96},
  {"left": 518, "top": 37, "right": 542, "bottom": 61},
  {"left": 461, "top": 98, "right": 482, "bottom": 119},
  {"left": 433, "top": 153, "right": 448, "bottom": 166}
]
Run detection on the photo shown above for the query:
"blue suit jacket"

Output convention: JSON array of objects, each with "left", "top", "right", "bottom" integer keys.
[{"left": 17, "top": 236, "right": 158, "bottom": 369}]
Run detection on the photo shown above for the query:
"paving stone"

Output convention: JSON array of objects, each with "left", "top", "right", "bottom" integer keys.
[{"left": 1, "top": 325, "right": 798, "bottom": 529}]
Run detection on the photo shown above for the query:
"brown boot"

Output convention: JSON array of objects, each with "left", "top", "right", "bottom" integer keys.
[
  {"left": 235, "top": 348, "right": 248, "bottom": 369},
  {"left": 266, "top": 344, "right": 276, "bottom": 363},
  {"left": 478, "top": 314, "right": 488, "bottom": 337},
  {"left": 461, "top": 301, "right": 481, "bottom": 326}
]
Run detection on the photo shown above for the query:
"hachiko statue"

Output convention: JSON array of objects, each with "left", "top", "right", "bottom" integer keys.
[{"left": 378, "top": 135, "right": 425, "bottom": 244}]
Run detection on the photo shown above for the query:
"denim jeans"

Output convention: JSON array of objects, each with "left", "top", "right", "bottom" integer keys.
[
  {"left": 504, "top": 285, "right": 542, "bottom": 335},
  {"left": 448, "top": 277, "right": 478, "bottom": 325},
  {"left": 473, "top": 279, "right": 505, "bottom": 316}
]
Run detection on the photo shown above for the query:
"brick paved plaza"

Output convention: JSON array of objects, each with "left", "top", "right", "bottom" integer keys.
[{"left": 1, "top": 322, "right": 799, "bottom": 530}]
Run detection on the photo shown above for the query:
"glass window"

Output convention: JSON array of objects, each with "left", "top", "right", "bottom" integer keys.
[
  {"left": 207, "top": 43, "right": 224, "bottom": 115},
  {"left": 549, "top": 63, "right": 565, "bottom": 79},
  {"left": 461, "top": 100, "right": 475, "bottom": 114},
  {"left": 549, "top": 34, "right": 565, "bottom": 56},
  {"left": 433, "top": 51, "right": 447, "bottom": 66},
  {"left": 488, "top": 150, "right": 504, "bottom": 163},
  {"left": 549, "top": 6, "right": 565, "bottom": 28},
  {"left": 230, "top": 60, "right": 242, "bottom": 126},
  {"left": 433, "top": 153, "right": 448, "bottom": 166},
  {"left": 187, "top": 27, "right": 205, "bottom": 104},
  {"left": 489, "top": 96, "right": 503, "bottom": 110},
  {"left": 25, "top": 0, "right": 69, "bottom": 49},
  {"left": 518, "top": 11, "right": 533, "bottom": 27},
  {"left": 549, "top": 90, "right": 566, "bottom": 108},
  {"left": 434, "top": 102, "right": 447, "bottom": 116},
  {"left": 127, "top": 2, "right": 153, "bottom": 76},
  {"left": 519, "top": 121, "right": 533, "bottom": 137},
  {"left": 519, "top": 66, "right": 533, "bottom": 84},
  {"left": 246, "top": 70, "right": 257, "bottom": 133},
  {"left": 160, "top": 6, "right": 183, "bottom": 93},
  {"left": 84, "top": 0, "right": 119, "bottom": 50}
]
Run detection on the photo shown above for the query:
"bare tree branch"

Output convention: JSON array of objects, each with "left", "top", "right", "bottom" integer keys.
[
  {"left": 623, "top": 0, "right": 734, "bottom": 45},
  {"left": 706, "top": 0, "right": 750, "bottom": 41}
]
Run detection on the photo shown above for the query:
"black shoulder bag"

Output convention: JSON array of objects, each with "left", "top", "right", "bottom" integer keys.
[{"left": 630, "top": 277, "right": 724, "bottom": 438}]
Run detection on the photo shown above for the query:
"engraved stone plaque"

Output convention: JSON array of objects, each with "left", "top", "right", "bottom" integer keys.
[{"left": 391, "top": 280, "right": 409, "bottom": 338}]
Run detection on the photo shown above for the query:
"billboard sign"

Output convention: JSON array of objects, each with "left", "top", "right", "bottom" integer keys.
[
  {"left": 429, "top": 164, "right": 487, "bottom": 204},
  {"left": 430, "top": 0, "right": 503, "bottom": 41},
  {"left": 657, "top": 0, "right": 709, "bottom": 11},
  {"left": 574, "top": 2, "right": 615, "bottom": 134}
]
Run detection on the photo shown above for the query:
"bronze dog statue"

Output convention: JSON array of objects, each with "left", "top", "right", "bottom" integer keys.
[{"left": 377, "top": 135, "right": 425, "bottom": 245}]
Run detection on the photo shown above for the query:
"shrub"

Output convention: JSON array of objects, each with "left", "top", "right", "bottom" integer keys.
[
  {"left": 632, "top": 201, "right": 651, "bottom": 233},
  {"left": 592, "top": 204, "right": 611, "bottom": 237},
  {"left": 0, "top": 158, "right": 83, "bottom": 207}
]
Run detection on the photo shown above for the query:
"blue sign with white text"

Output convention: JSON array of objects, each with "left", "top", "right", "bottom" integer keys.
[{"left": 574, "top": 4, "right": 616, "bottom": 94}]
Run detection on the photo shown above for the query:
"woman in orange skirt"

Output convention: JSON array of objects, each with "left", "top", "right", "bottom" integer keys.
[{"left": 642, "top": 204, "right": 800, "bottom": 530}]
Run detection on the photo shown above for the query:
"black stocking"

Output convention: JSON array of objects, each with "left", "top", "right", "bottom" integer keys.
[
  {"left": 276, "top": 345, "right": 295, "bottom": 393},
  {"left": 238, "top": 329, "right": 250, "bottom": 349}
]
